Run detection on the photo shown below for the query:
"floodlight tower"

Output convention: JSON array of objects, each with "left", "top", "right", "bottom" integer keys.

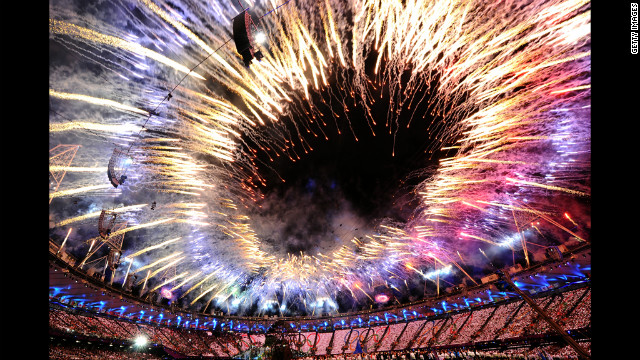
[
  {"left": 105, "top": 221, "right": 127, "bottom": 284},
  {"left": 98, "top": 209, "right": 118, "bottom": 239},
  {"left": 49, "top": 144, "right": 81, "bottom": 204},
  {"left": 510, "top": 207, "right": 540, "bottom": 267},
  {"left": 78, "top": 214, "right": 127, "bottom": 272}
]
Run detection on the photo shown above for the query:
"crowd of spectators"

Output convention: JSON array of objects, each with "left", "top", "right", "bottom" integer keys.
[
  {"left": 473, "top": 302, "right": 521, "bottom": 342},
  {"left": 49, "top": 285, "right": 590, "bottom": 359},
  {"left": 495, "top": 300, "right": 543, "bottom": 341},
  {"left": 526, "top": 295, "right": 562, "bottom": 336},
  {"left": 294, "top": 344, "right": 589, "bottom": 360},
  {"left": 394, "top": 320, "right": 422, "bottom": 349},
  {"left": 152, "top": 325, "right": 222, "bottom": 356},
  {"left": 313, "top": 331, "right": 333, "bottom": 354},
  {"left": 331, "top": 329, "right": 351, "bottom": 354},
  {"left": 523, "top": 287, "right": 590, "bottom": 336},
  {"left": 49, "top": 343, "right": 164, "bottom": 360},
  {"left": 538, "top": 342, "right": 591, "bottom": 358},
  {"left": 49, "top": 340, "right": 590, "bottom": 360},
  {"left": 561, "top": 289, "right": 590, "bottom": 330},
  {"left": 361, "top": 326, "right": 385, "bottom": 352},
  {"left": 93, "top": 314, "right": 133, "bottom": 338},
  {"left": 49, "top": 307, "right": 223, "bottom": 357},
  {"left": 438, "top": 312, "right": 470, "bottom": 345},
  {"left": 415, "top": 318, "right": 446, "bottom": 348},
  {"left": 449, "top": 307, "right": 493, "bottom": 345},
  {"left": 293, "top": 332, "right": 314, "bottom": 353},
  {"left": 376, "top": 323, "right": 405, "bottom": 351}
]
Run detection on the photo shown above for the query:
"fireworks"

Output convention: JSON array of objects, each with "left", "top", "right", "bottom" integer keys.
[{"left": 49, "top": 0, "right": 590, "bottom": 316}]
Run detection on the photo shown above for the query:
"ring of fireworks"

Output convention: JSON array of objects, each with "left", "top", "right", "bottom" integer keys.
[{"left": 49, "top": 0, "right": 590, "bottom": 317}]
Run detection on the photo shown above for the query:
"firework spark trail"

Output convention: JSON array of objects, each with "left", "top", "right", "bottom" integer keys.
[
  {"left": 50, "top": 184, "right": 114, "bottom": 199},
  {"left": 136, "top": 255, "right": 186, "bottom": 285},
  {"left": 149, "top": 271, "right": 189, "bottom": 292},
  {"left": 49, "top": 0, "right": 590, "bottom": 315},
  {"left": 127, "top": 237, "right": 183, "bottom": 259},
  {"left": 505, "top": 177, "right": 590, "bottom": 196},
  {"left": 54, "top": 204, "right": 148, "bottom": 228},
  {"left": 170, "top": 271, "right": 203, "bottom": 292},
  {"left": 412, "top": 0, "right": 590, "bottom": 247},
  {"left": 50, "top": 89, "right": 150, "bottom": 116},
  {"left": 50, "top": 122, "right": 144, "bottom": 134},
  {"left": 82, "top": 218, "right": 175, "bottom": 247},
  {"left": 49, "top": 19, "right": 206, "bottom": 80},
  {"left": 49, "top": 166, "right": 109, "bottom": 173},
  {"left": 133, "top": 251, "right": 183, "bottom": 274}
]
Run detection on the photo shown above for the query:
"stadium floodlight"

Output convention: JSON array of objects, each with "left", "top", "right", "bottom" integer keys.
[
  {"left": 134, "top": 335, "right": 148, "bottom": 347},
  {"left": 254, "top": 32, "right": 267, "bottom": 44}
]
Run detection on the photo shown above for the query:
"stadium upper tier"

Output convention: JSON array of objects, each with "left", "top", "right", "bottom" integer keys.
[
  {"left": 49, "top": 278, "right": 590, "bottom": 358},
  {"left": 49, "top": 243, "right": 590, "bottom": 335}
]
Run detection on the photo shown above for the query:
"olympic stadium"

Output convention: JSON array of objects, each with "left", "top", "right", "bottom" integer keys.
[{"left": 49, "top": 0, "right": 591, "bottom": 359}]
